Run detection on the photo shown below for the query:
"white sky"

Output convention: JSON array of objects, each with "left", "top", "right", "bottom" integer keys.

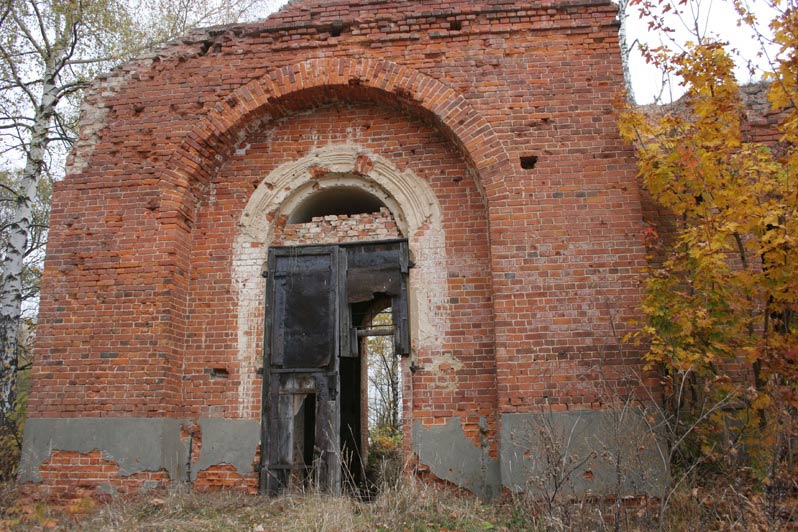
[
  {"left": 256, "top": 0, "right": 779, "bottom": 105},
  {"left": 624, "top": 0, "right": 779, "bottom": 103}
]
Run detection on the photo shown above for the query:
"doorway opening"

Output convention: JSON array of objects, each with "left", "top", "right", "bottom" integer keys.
[
  {"left": 360, "top": 305, "right": 403, "bottom": 494},
  {"left": 260, "top": 240, "right": 409, "bottom": 496},
  {"left": 290, "top": 391, "right": 316, "bottom": 486},
  {"left": 340, "top": 298, "right": 403, "bottom": 496}
]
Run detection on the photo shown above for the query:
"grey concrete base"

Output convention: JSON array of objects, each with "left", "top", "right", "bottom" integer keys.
[
  {"left": 192, "top": 418, "right": 260, "bottom": 481},
  {"left": 21, "top": 412, "right": 665, "bottom": 500},
  {"left": 19, "top": 417, "right": 260, "bottom": 484},
  {"left": 500, "top": 409, "right": 668, "bottom": 498},
  {"left": 412, "top": 417, "right": 501, "bottom": 499}
]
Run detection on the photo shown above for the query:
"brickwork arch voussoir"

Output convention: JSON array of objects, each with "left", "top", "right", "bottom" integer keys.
[{"left": 164, "top": 57, "right": 511, "bottom": 218}]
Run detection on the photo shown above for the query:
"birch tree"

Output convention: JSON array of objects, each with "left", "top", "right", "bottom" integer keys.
[{"left": 615, "top": 0, "right": 637, "bottom": 103}]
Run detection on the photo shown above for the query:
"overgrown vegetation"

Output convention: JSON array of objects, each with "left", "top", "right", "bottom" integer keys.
[
  {"left": 618, "top": 0, "right": 798, "bottom": 528},
  {"left": 0, "top": 480, "right": 524, "bottom": 531},
  {"left": 1, "top": 473, "right": 794, "bottom": 531}
]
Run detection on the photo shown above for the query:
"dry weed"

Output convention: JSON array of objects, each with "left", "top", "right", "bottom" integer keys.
[{"left": 0, "top": 479, "right": 528, "bottom": 531}]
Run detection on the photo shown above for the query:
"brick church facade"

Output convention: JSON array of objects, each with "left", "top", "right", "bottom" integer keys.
[{"left": 20, "top": 0, "right": 664, "bottom": 498}]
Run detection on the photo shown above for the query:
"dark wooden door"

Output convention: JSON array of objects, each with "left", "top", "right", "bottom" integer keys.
[
  {"left": 261, "top": 246, "right": 344, "bottom": 494},
  {"left": 260, "top": 240, "right": 410, "bottom": 495}
]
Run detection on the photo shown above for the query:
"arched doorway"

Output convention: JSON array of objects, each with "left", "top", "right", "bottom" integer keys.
[{"left": 260, "top": 183, "right": 411, "bottom": 495}]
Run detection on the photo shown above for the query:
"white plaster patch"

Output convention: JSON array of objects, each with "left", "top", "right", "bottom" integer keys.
[
  {"left": 425, "top": 351, "right": 464, "bottom": 392},
  {"left": 408, "top": 227, "right": 447, "bottom": 357},
  {"left": 231, "top": 241, "right": 266, "bottom": 418}
]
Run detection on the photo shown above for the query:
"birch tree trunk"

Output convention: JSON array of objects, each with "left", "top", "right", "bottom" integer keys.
[{"left": 0, "top": 3, "right": 66, "bottom": 426}]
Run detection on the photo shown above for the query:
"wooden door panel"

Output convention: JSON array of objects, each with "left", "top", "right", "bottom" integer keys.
[
  {"left": 260, "top": 240, "right": 409, "bottom": 496},
  {"left": 270, "top": 249, "right": 338, "bottom": 369}
]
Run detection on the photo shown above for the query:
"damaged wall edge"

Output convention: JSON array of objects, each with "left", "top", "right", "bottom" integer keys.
[{"left": 412, "top": 416, "right": 501, "bottom": 500}]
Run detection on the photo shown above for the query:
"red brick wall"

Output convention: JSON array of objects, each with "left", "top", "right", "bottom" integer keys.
[
  {"left": 194, "top": 465, "right": 258, "bottom": 494},
  {"left": 740, "top": 82, "right": 785, "bottom": 146},
  {"left": 31, "top": 451, "right": 169, "bottom": 501},
  {"left": 182, "top": 102, "right": 495, "bottom": 435},
  {"left": 28, "top": 0, "right": 653, "bottom": 493}
]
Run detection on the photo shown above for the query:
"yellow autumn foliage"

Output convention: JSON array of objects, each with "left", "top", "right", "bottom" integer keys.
[{"left": 619, "top": 0, "right": 798, "bottom": 482}]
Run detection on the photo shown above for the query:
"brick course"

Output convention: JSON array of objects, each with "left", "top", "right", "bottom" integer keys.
[{"left": 34, "top": 451, "right": 169, "bottom": 501}]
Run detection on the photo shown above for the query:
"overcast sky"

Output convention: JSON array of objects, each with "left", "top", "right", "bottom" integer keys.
[
  {"left": 624, "top": 0, "right": 779, "bottom": 103},
  {"left": 256, "top": 0, "right": 778, "bottom": 105}
]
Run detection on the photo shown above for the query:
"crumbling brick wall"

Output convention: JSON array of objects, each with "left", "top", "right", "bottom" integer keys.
[{"left": 22, "top": 0, "right": 667, "bottom": 498}]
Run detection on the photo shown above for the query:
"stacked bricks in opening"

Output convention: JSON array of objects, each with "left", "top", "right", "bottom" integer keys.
[{"left": 272, "top": 208, "right": 401, "bottom": 246}]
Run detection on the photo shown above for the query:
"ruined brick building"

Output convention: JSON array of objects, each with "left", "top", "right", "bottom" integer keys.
[{"left": 19, "top": 0, "right": 666, "bottom": 498}]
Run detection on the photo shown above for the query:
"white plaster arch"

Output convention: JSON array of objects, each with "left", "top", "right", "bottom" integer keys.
[
  {"left": 239, "top": 144, "right": 441, "bottom": 243},
  {"left": 231, "top": 144, "right": 447, "bottom": 417}
]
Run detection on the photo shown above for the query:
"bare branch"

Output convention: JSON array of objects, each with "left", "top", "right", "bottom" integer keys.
[
  {"left": 11, "top": 3, "right": 47, "bottom": 60},
  {"left": 28, "top": 0, "right": 53, "bottom": 53},
  {"left": 0, "top": 42, "right": 40, "bottom": 108}
]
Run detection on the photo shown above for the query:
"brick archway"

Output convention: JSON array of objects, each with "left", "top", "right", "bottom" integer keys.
[
  {"left": 158, "top": 57, "right": 512, "bottom": 227},
  {"left": 230, "top": 144, "right": 447, "bottom": 420},
  {"left": 161, "top": 57, "right": 507, "bottom": 450}
]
